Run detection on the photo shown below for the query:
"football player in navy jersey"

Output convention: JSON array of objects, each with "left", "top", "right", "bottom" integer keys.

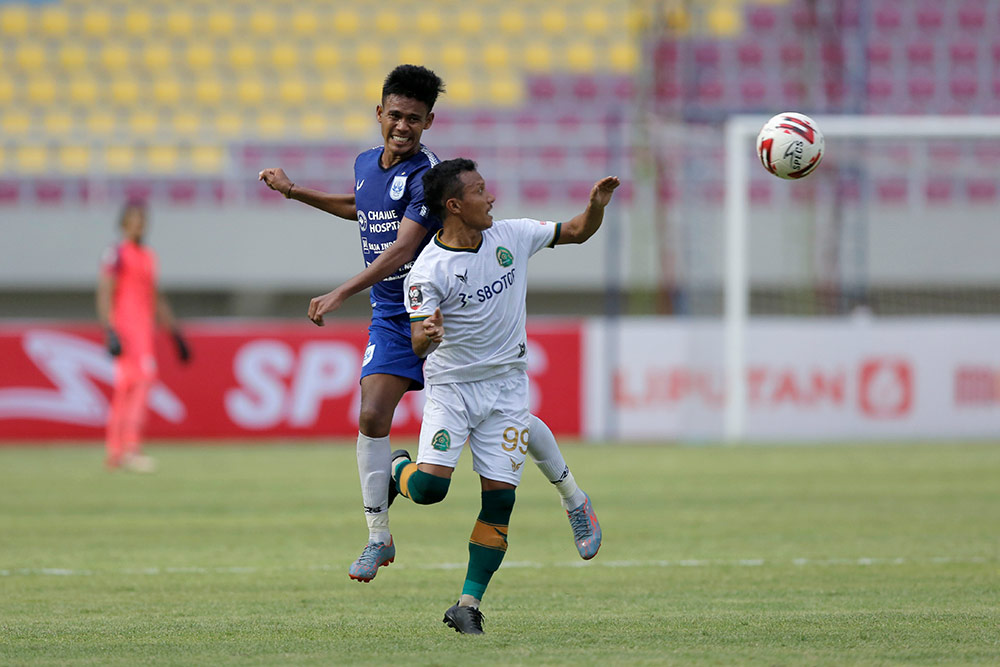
[{"left": 259, "top": 65, "right": 599, "bottom": 584}]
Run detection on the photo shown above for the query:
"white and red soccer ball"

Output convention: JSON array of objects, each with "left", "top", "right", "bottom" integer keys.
[{"left": 756, "top": 112, "right": 824, "bottom": 179}]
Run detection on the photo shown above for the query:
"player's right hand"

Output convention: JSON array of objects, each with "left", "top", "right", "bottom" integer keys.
[
  {"left": 258, "top": 167, "right": 292, "bottom": 195},
  {"left": 422, "top": 308, "right": 444, "bottom": 344},
  {"left": 105, "top": 328, "right": 122, "bottom": 357},
  {"left": 308, "top": 288, "right": 347, "bottom": 326}
]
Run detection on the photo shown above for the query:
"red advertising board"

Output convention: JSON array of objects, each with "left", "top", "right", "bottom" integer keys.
[{"left": 0, "top": 321, "right": 582, "bottom": 441}]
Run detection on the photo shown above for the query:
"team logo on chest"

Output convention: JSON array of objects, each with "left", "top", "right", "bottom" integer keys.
[
  {"left": 390, "top": 174, "right": 407, "bottom": 201},
  {"left": 496, "top": 246, "right": 513, "bottom": 267}
]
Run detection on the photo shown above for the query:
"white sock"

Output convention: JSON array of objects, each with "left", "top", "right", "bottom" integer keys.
[
  {"left": 357, "top": 432, "right": 391, "bottom": 544},
  {"left": 527, "top": 415, "right": 586, "bottom": 510},
  {"left": 459, "top": 594, "right": 481, "bottom": 609}
]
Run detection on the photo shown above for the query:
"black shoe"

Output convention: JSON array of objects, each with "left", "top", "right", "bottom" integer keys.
[
  {"left": 443, "top": 602, "right": 485, "bottom": 635},
  {"left": 387, "top": 449, "right": 410, "bottom": 508}
]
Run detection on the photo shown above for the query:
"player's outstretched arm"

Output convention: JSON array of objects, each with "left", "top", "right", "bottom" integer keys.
[
  {"left": 410, "top": 307, "right": 443, "bottom": 358},
  {"left": 555, "top": 176, "right": 621, "bottom": 245},
  {"left": 258, "top": 167, "right": 357, "bottom": 220},
  {"left": 307, "top": 217, "right": 430, "bottom": 326}
]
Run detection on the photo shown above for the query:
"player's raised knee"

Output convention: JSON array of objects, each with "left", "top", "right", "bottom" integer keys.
[{"left": 406, "top": 470, "right": 450, "bottom": 505}]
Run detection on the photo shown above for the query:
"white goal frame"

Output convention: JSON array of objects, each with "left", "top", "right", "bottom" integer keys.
[{"left": 723, "top": 115, "right": 1000, "bottom": 442}]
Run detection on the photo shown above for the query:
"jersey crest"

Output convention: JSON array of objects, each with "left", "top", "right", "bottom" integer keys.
[
  {"left": 496, "top": 246, "right": 513, "bottom": 268},
  {"left": 390, "top": 175, "right": 407, "bottom": 200}
]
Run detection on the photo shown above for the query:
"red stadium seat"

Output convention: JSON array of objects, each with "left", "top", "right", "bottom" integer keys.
[
  {"left": 791, "top": 6, "right": 817, "bottom": 29},
  {"left": 693, "top": 43, "right": 720, "bottom": 67},
  {"left": 967, "top": 179, "right": 998, "bottom": 202},
  {"left": 0, "top": 182, "right": 20, "bottom": 204},
  {"left": 950, "top": 76, "right": 978, "bottom": 100},
  {"left": 612, "top": 77, "right": 635, "bottom": 100},
  {"left": 583, "top": 146, "right": 610, "bottom": 168},
  {"left": 907, "top": 76, "right": 936, "bottom": 99},
  {"left": 746, "top": 5, "right": 777, "bottom": 31},
  {"left": 875, "top": 178, "right": 907, "bottom": 202},
  {"left": 924, "top": 178, "right": 953, "bottom": 203},
  {"left": 656, "top": 179, "right": 677, "bottom": 204},
  {"left": 782, "top": 79, "right": 807, "bottom": 106},
  {"left": 653, "top": 42, "right": 678, "bottom": 66},
  {"left": 527, "top": 76, "right": 557, "bottom": 102},
  {"left": 825, "top": 80, "right": 847, "bottom": 105},
  {"left": 749, "top": 181, "right": 772, "bottom": 205},
  {"left": 874, "top": 2, "right": 902, "bottom": 30},
  {"left": 34, "top": 181, "right": 65, "bottom": 204},
  {"left": 906, "top": 42, "right": 935, "bottom": 66},
  {"left": 740, "top": 79, "right": 767, "bottom": 105},
  {"left": 737, "top": 42, "right": 763, "bottom": 66},
  {"left": 958, "top": 2, "right": 987, "bottom": 31},
  {"left": 654, "top": 79, "right": 681, "bottom": 102},
  {"left": 168, "top": 182, "right": 197, "bottom": 204},
  {"left": 696, "top": 79, "right": 724, "bottom": 104},
  {"left": 571, "top": 76, "right": 599, "bottom": 101},
  {"left": 867, "top": 78, "right": 894, "bottom": 100},
  {"left": 821, "top": 42, "right": 845, "bottom": 66},
  {"left": 950, "top": 43, "right": 978, "bottom": 65},
  {"left": 539, "top": 146, "right": 566, "bottom": 167},
  {"left": 916, "top": 4, "right": 944, "bottom": 31},
  {"left": 866, "top": 42, "right": 893, "bottom": 66},
  {"left": 780, "top": 41, "right": 805, "bottom": 63},
  {"left": 521, "top": 182, "right": 550, "bottom": 202}
]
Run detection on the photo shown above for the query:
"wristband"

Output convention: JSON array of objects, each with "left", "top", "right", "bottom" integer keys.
[{"left": 285, "top": 182, "right": 295, "bottom": 199}]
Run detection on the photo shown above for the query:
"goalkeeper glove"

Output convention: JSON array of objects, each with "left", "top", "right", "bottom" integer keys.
[
  {"left": 172, "top": 330, "right": 191, "bottom": 363},
  {"left": 105, "top": 328, "right": 122, "bottom": 357}
]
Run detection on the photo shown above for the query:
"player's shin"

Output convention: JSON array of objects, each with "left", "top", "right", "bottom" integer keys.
[
  {"left": 526, "top": 415, "right": 586, "bottom": 510},
  {"left": 357, "top": 433, "right": 392, "bottom": 544},
  {"left": 461, "top": 489, "right": 515, "bottom": 605}
]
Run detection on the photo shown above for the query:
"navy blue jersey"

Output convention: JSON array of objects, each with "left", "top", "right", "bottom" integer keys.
[{"left": 354, "top": 145, "right": 442, "bottom": 318}]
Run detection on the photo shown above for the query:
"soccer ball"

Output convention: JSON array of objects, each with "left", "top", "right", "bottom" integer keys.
[{"left": 756, "top": 112, "right": 824, "bottom": 179}]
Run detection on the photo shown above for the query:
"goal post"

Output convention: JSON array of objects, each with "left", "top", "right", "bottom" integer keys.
[{"left": 723, "top": 115, "right": 1000, "bottom": 442}]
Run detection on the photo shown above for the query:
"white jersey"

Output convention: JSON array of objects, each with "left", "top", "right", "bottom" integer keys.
[{"left": 404, "top": 218, "right": 561, "bottom": 385}]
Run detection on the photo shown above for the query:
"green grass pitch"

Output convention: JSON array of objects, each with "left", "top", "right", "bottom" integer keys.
[{"left": 1, "top": 441, "right": 997, "bottom": 665}]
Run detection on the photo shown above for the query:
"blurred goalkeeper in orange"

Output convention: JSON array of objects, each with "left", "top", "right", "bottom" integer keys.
[{"left": 96, "top": 200, "right": 190, "bottom": 472}]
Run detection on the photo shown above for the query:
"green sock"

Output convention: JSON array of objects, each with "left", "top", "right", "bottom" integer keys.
[{"left": 462, "top": 489, "right": 515, "bottom": 600}]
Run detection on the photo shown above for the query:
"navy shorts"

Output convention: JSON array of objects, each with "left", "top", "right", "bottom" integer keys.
[{"left": 360, "top": 314, "right": 425, "bottom": 391}]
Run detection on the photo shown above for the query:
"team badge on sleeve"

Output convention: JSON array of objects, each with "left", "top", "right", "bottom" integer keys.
[
  {"left": 408, "top": 284, "right": 423, "bottom": 309},
  {"left": 390, "top": 175, "right": 407, "bottom": 200}
]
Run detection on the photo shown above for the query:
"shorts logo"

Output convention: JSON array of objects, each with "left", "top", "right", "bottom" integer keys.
[
  {"left": 431, "top": 429, "right": 451, "bottom": 451},
  {"left": 362, "top": 343, "right": 375, "bottom": 367},
  {"left": 496, "top": 246, "right": 513, "bottom": 267},
  {"left": 390, "top": 175, "right": 407, "bottom": 201},
  {"left": 408, "top": 285, "right": 423, "bottom": 309}
]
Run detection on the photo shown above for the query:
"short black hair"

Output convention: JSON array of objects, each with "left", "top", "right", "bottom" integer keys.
[
  {"left": 422, "top": 158, "right": 477, "bottom": 218},
  {"left": 382, "top": 64, "right": 445, "bottom": 112}
]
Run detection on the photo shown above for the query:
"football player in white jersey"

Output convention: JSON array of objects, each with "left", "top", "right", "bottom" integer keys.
[
  {"left": 395, "top": 158, "right": 620, "bottom": 634},
  {"left": 259, "top": 65, "right": 603, "bottom": 584}
]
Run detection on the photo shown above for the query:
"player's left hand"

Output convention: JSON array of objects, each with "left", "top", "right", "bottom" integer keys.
[
  {"left": 308, "top": 288, "right": 347, "bottom": 326},
  {"left": 422, "top": 307, "right": 444, "bottom": 344},
  {"left": 590, "top": 176, "right": 621, "bottom": 208},
  {"left": 258, "top": 167, "right": 293, "bottom": 197},
  {"left": 172, "top": 330, "right": 191, "bottom": 363}
]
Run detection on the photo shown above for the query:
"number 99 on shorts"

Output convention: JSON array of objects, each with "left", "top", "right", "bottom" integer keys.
[{"left": 501, "top": 427, "right": 528, "bottom": 454}]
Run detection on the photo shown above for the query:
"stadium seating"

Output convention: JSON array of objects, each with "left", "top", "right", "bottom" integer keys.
[{"left": 1, "top": 0, "right": 999, "bottom": 209}]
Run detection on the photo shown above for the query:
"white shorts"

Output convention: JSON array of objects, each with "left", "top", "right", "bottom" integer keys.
[{"left": 416, "top": 371, "right": 530, "bottom": 486}]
